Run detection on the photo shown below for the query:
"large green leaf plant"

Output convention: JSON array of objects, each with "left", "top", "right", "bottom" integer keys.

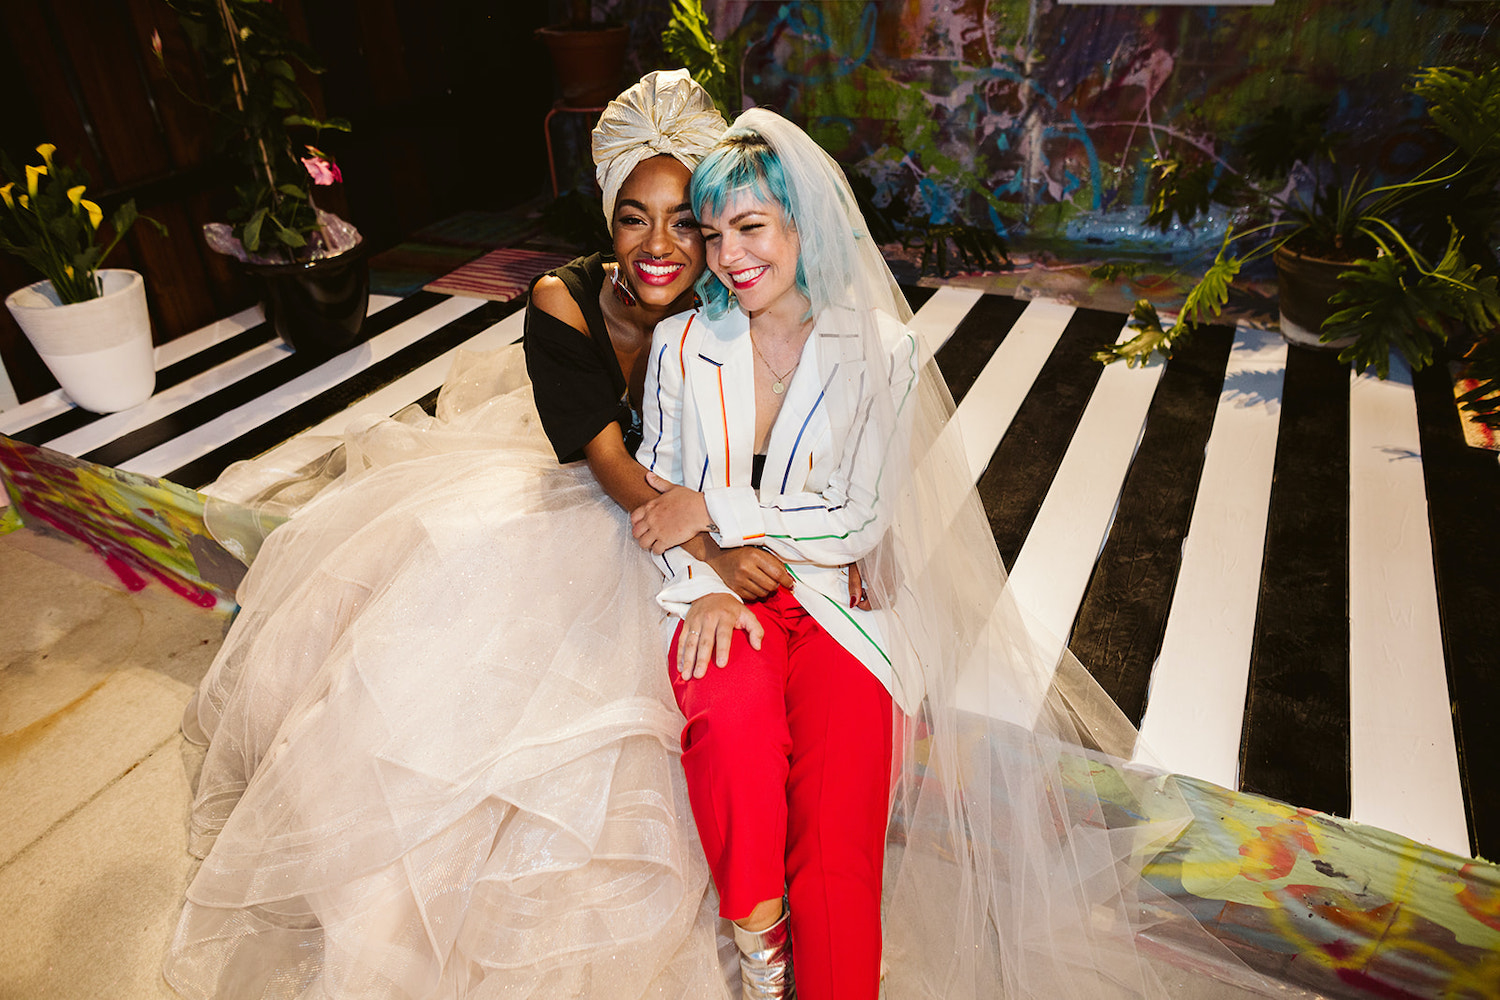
[{"left": 1095, "top": 67, "right": 1500, "bottom": 420}]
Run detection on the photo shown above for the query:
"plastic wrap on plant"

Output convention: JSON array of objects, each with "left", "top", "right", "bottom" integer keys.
[{"left": 203, "top": 209, "right": 362, "bottom": 265}]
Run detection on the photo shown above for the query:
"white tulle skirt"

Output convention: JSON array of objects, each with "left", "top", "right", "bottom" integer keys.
[{"left": 164, "top": 346, "right": 731, "bottom": 999}]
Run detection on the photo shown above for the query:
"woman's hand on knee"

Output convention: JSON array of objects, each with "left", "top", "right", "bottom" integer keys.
[{"left": 679, "top": 593, "right": 763, "bottom": 680}]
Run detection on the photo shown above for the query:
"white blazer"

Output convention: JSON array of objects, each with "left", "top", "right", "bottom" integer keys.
[{"left": 637, "top": 303, "right": 921, "bottom": 710}]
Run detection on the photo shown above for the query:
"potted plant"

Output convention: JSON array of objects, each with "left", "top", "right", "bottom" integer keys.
[
  {"left": 1, "top": 143, "right": 167, "bottom": 412},
  {"left": 155, "top": 0, "right": 366, "bottom": 357},
  {"left": 537, "top": 0, "right": 629, "bottom": 109},
  {"left": 1096, "top": 65, "right": 1500, "bottom": 423},
  {"left": 663, "top": 0, "right": 738, "bottom": 117}
]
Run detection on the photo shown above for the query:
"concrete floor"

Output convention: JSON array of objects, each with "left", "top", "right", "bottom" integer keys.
[
  {"left": 0, "top": 526, "right": 227, "bottom": 999},
  {"left": 0, "top": 524, "right": 1326, "bottom": 1000}
]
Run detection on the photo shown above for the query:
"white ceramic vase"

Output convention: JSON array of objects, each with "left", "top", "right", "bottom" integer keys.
[{"left": 4, "top": 268, "right": 156, "bottom": 413}]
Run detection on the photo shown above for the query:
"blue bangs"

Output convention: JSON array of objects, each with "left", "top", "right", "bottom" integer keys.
[{"left": 690, "top": 130, "right": 809, "bottom": 319}]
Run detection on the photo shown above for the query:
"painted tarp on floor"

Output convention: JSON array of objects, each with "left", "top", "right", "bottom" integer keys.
[
  {"left": 1152, "top": 774, "right": 1499, "bottom": 998},
  {"left": 0, "top": 436, "right": 247, "bottom": 608}
]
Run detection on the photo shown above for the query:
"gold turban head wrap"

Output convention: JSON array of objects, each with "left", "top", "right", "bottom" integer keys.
[{"left": 591, "top": 69, "right": 727, "bottom": 230}]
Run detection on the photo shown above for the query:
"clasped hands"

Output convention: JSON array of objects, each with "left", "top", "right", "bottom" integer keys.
[{"left": 630, "top": 471, "right": 869, "bottom": 679}]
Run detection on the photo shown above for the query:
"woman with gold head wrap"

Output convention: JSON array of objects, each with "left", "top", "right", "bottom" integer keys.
[{"left": 163, "top": 71, "right": 743, "bottom": 999}]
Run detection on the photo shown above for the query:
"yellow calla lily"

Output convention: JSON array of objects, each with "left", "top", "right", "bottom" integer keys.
[
  {"left": 0, "top": 182, "right": 14, "bottom": 209},
  {"left": 36, "top": 143, "right": 56, "bottom": 169},
  {"left": 81, "top": 199, "right": 103, "bottom": 229},
  {"left": 26, "top": 164, "right": 46, "bottom": 199},
  {"left": 18, "top": 195, "right": 29, "bottom": 209},
  {"left": 67, "top": 185, "right": 86, "bottom": 208}
]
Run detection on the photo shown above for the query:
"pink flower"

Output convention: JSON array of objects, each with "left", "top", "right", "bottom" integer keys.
[
  {"left": 151, "top": 29, "right": 163, "bottom": 59},
  {"left": 301, "top": 154, "right": 342, "bottom": 186}
]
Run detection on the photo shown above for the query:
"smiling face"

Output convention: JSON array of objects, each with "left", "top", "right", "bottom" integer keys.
[
  {"left": 611, "top": 155, "right": 705, "bottom": 311},
  {"left": 700, "top": 192, "right": 803, "bottom": 319}
]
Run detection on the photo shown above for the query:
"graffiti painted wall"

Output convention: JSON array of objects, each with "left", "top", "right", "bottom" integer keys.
[{"left": 620, "top": 0, "right": 1498, "bottom": 254}]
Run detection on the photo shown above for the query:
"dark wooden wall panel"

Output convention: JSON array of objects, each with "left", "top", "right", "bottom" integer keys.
[
  {"left": 51, "top": 2, "right": 173, "bottom": 184},
  {"left": 2, "top": 0, "right": 555, "bottom": 405}
]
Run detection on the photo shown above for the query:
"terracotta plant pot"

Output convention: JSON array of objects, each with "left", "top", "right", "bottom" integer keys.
[
  {"left": 537, "top": 24, "right": 628, "bottom": 107},
  {"left": 242, "top": 244, "right": 370, "bottom": 358},
  {"left": 4, "top": 269, "right": 156, "bottom": 412},
  {"left": 1273, "top": 246, "right": 1358, "bottom": 351}
]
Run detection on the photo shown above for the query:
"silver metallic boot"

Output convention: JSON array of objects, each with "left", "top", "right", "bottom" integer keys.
[{"left": 733, "top": 908, "right": 797, "bottom": 999}]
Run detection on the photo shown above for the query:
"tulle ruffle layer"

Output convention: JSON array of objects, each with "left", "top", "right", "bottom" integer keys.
[{"left": 166, "top": 347, "right": 730, "bottom": 999}]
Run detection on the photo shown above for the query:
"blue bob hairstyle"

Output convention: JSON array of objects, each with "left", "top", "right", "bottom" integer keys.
[{"left": 689, "top": 128, "right": 810, "bottom": 319}]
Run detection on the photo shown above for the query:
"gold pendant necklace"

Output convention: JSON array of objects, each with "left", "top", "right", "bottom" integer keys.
[{"left": 751, "top": 335, "right": 797, "bottom": 395}]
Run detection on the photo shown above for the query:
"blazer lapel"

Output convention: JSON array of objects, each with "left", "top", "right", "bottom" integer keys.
[{"left": 688, "top": 310, "right": 754, "bottom": 489}]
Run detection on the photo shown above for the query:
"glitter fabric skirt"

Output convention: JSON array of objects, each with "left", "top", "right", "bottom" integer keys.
[{"left": 164, "top": 345, "right": 730, "bottom": 999}]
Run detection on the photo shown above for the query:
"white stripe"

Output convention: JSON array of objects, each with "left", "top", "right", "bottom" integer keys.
[
  {"left": 1006, "top": 318, "right": 1167, "bottom": 693},
  {"left": 0, "top": 355, "right": 19, "bottom": 413},
  {"left": 1134, "top": 326, "right": 1286, "bottom": 783},
  {"left": 248, "top": 308, "right": 527, "bottom": 472},
  {"left": 946, "top": 297, "right": 1073, "bottom": 724},
  {"left": 42, "top": 296, "right": 406, "bottom": 455},
  {"left": 153, "top": 295, "right": 399, "bottom": 367},
  {"left": 909, "top": 286, "right": 985, "bottom": 358},
  {"left": 117, "top": 296, "right": 483, "bottom": 480},
  {"left": 43, "top": 341, "right": 290, "bottom": 456},
  {"left": 952, "top": 298, "right": 1075, "bottom": 483},
  {"left": 151, "top": 303, "right": 265, "bottom": 368},
  {"left": 1348, "top": 357, "right": 1468, "bottom": 855},
  {"left": 0, "top": 384, "right": 72, "bottom": 434}
]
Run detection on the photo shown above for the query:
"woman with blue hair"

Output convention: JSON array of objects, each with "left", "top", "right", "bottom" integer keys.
[
  {"left": 631, "top": 111, "right": 918, "bottom": 999},
  {"left": 630, "top": 110, "right": 1270, "bottom": 1000}
]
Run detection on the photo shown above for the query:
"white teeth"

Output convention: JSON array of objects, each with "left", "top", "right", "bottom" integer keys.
[
  {"left": 733, "top": 266, "right": 768, "bottom": 284},
  {"left": 637, "top": 262, "right": 681, "bottom": 277}
]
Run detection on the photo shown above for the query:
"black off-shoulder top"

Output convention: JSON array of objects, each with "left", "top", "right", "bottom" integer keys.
[{"left": 523, "top": 253, "right": 640, "bottom": 464}]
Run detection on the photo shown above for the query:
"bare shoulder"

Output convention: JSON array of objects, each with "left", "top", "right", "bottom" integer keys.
[{"left": 530, "top": 274, "right": 590, "bottom": 336}]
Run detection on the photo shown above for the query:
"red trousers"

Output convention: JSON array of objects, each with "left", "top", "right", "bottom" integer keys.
[{"left": 669, "top": 587, "right": 893, "bottom": 1000}]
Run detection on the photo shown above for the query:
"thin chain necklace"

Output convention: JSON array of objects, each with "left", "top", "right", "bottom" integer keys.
[{"left": 750, "top": 334, "right": 799, "bottom": 394}]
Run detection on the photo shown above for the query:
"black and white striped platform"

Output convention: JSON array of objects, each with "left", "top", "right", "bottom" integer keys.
[{"left": 3, "top": 283, "right": 1496, "bottom": 863}]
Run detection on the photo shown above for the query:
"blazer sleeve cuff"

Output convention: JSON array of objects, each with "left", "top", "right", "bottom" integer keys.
[
  {"left": 705, "top": 486, "right": 767, "bottom": 547},
  {"left": 656, "top": 551, "right": 734, "bottom": 618}
]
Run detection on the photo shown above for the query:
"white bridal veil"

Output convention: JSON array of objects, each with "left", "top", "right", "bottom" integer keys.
[{"left": 726, "top": 108, "right": 1267, "bottom": 998}]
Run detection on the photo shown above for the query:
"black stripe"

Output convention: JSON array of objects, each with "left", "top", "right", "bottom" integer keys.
[
  {"left": 932, "top": 293, "right": 1030, "bottom": 406},
  {"left": 898, "top": 283, "right": 938, "bottom": 313},
  {"left": 13, "top": 289, "right": 930, "bottom": 447},
  {"left": 1413, "top": 358, "right": 1500, "bottom": 861},
  {"left": 78, "top": 293, "right": 447, "bottom": 469},
  {"left": 7, "top": 321, "right": 280, "bottom": 445},
  {"left": 1068, "top": 326, "right": 1236, "bottom": 721},
  {"left": 1239, "top": 345, "right": 1350, "bottom": 816},
  {"left": 413, "top": 386, "right": 442, "bottom": 416},
  {"left": 973, "top": 307, "right": 1118, "bottom": 570},
  {"left": 166, "top": 298, "right": 521, "bottom": 488}
]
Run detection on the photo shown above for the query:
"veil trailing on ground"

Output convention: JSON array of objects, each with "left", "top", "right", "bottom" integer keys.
[{"left": 724, "top": 109, "right": 1266, "bottom": 998}]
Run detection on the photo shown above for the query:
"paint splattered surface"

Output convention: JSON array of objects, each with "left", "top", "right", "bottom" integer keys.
[
  {"left": 1153, "top": 775, "right": 1500, "bottom": 998},
  {"left": 0, "top": 437, "right": 243, "bottom": 609}
]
